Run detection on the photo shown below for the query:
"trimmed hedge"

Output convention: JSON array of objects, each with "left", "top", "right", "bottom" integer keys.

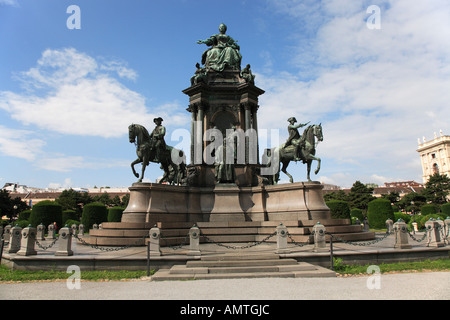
[
  {"left": 29, "top": 200, "right": 62, "bottom": 228},
  {"left": 108, "top": 207, "right": 124, "bottom": 222},
  {"left": 62, "top": 210, "right": 78, "bottom": 225},
  {"left": 394, "top": 212, "right": 411, "bottom": 224},
  {"left": 350, "top": 208, "right": 364, "bottom": 221},
  {"left": 367, "top": 198, "right": 395, "bottom": 229},
  {"left": 326, "top": 200, "right": 351, "bottom": 219},
  {"left": 421, "top": 204, "right": 439, "bottom": 215},
  {"left": 18, "top": 210, "right": 32, "bottom": 221},
  {"left": 440, "top": 203, "right": 450, "bottom": 217},
  {"left": 81, "top": 202, "right": 107, "bottom": 230}
]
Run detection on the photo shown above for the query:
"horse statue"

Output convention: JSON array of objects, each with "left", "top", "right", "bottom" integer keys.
[
  {"left": 128, "top": 124, "right": 186, "bottom": 184},
  {"left": 264, "top": 123, "right": 323, "bottom": 183}
]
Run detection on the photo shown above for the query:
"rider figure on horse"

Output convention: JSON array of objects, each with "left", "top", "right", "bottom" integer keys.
[
  {"left": 150, "top": 117, "right": 167, "bottom": 162},
  {"left": 285, "top": 117, "right": 310, "bottom": 161}
]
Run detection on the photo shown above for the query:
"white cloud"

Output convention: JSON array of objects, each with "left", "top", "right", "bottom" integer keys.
[
  {"left": 257, "top": 0, "right": 450, "bottom": 184},
  {"left": 0, "top": 48, "right": 187, "bottom": 138},
  {"left": 0, "top": 125, "right": 46, "bottom": 161}
]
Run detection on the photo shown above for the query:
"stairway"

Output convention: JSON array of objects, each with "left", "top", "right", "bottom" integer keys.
[{"left": 151, "top": 253, "right": 336, "bottom": 280}]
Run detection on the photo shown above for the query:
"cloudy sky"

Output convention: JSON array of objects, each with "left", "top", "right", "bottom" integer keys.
[{"left": 1, "top": 0, "right": 449, "bottom": 190}]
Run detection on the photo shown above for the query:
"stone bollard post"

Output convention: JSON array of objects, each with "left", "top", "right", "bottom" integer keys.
[
  {"left": 363, "top": 217, "right": 370, "bottom": 232},
  {"left": 188, "top": 224, "right": 201, "bottom": 256},
  {"left": 313, "top": 222, "right": 328, "bottom": 252},
  {"left": 276, "top": 223, "right": 289, "bottom": 254},
  {"left": 444, "top": 217, "right": 450, "bottom": 243},
  {"left": 71, "top": 224, "right": 78, "bottom": 235},
  {"left": 37, "top": 223, "right": 46, "bottom": 240},
  {"left": 385, "top": 218, "right": 394, "bottom": 233},
  {"left": 78, "top": 224, "right": 85, "bottom": 237},
  {"left": 55, "top": 225, "right": 73, "bottom": 256},
  {"left": 93, "top": 224, "right": 98, "bottom": 230},
  {"left": 17, "top": 225, "right": 37, "bottom": 256},
  {"left": 47, "top": 224, "right": 56, "bottom": 239},
  {"left": 425, "top": 219, "right": 445, "bottom": 248},
  {"left": 4, "top": 225, "right": 11, "bottom": 242},
  {"left": 393, "top": 219, "right": 412, "bottom": 249},
  {"left": 149, "top": 225, "right": 161, "bottom": 256},
  {"left": 412, "top": 222, "right": 418, "bottom": 232},
  {"left": 7, "top": 225, "right": 22, "bottom": 253}
]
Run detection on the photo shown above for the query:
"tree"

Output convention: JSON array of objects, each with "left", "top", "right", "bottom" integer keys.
[
  {"left": 397, "top": 192, "right": 426, "bottom": 212},
  {"left": 381, "top": 191, "right": 400, "bottom": 205},
  {"left": 422, "top": 173, "right": 450, "bottom": 205},
  {"left": 324, "top": 190, "right": 348, "bottom": 202},
  {"left": 347, "top": 181, "right": 376, "bottom": 212},
  {"left": 56, "top": 189, "right": 93, "bottom": 214},
  {"left": 0, "top": 189, "right": 29, "bottom": 221}
]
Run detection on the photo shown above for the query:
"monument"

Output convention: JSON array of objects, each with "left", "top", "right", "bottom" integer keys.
[{"left": 86, "top": 24, "right": 375, "bottom": 246}]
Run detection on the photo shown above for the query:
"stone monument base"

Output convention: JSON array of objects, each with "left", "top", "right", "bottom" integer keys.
[{"left": 84, "top": 182, "right": 375, "bottom": 246}]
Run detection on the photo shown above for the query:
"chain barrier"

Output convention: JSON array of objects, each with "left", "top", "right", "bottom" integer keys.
[
  {"left": 286, "top": 231, "right": 312, "bottom": 247},
  {"left": 159, "top": 232, "right": 190, "bottom": 250},
  {"left": 73, "top": 233, "right": 149, "bottom": 252},
  {"left": 199, "top": 230, "right": 277, "bottom": 250},
  {"left": 325, "top": 231, "right": 394, "bottom": 246},
  {"left": 35, "top": 237, "right": 59, "bottom": 250}
]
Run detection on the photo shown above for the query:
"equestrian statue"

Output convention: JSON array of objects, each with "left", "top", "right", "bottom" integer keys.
[
  {"left": 128, "top": 118, "right": 186, "bottom": 184},
  {"left": 265, "top": 118, "right": 323, "bottom": 183}
]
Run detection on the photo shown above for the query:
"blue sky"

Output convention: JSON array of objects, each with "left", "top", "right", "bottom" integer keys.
[{"left": 1, "top": 0, "right": 449, "bottom": 190}]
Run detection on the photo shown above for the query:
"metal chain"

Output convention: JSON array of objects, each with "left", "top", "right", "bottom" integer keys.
[
  {"left": 326, "top": 231, "right": 394, "bottom": 246},
  {"left": 35, "top": 237, "right": 59, "bottom": 250},
  {"left": 160, "top": 232, "right": 190, "bottom": 250},
  {"left": 199, "top": 231, "right": 277, "bottom": 250},
  {"left": 73, "top": 233, "right": 148, "bottom": 252},
  {"left": 286, "top": 231, "right": 311, "bottom": 247}
]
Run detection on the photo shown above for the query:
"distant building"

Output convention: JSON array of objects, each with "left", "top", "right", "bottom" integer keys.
[{"left": 417, "top": 130, "right": 450, "bottom": 183}]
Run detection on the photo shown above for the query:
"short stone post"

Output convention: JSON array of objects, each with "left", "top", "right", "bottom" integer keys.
[
  {"left": 385, "top": 218, "right": 394, "bottom": 233},
  {"left": 313, "top": 222, "right": 328, "bottom": 252},
  {"left": 4, "top": 225, "right": 11, "bottom": 242},
  {"left": 149, "top": 225, "right": 161, "bottom": 256},
  {"left": 7, "top": 225, "right": 22, "bottom": 253},
  {"left": 444, "top": 217, "right": 450, "bottom": 243},
  {"left": 393, "top": 219, "right": 411, "bottom": 249},
  {"left": 71, "top": 224, "right": 78, "bottom": 235},
  {"left": 188, "top": 224, "right": 201, "bottom": 256},
  {"left": 276, "top": 223, "right": 289, "bottom": 254},
  {"left": 93, "top": 224, "right": 98, "bottom": 230},
  {"left": 425, "top": 219, "right": 445, "bottom": 247},
  {"left": 37, "top": 223, "right": 46, "bottom": 240},
  {"left": 47, "top": 224, "right": 56, "bottom": 239},
  {"left": 55, "top": 225, "right": 73, "bottom": 256},
  {"left": 412, "top": 221, "right": 418, "bottom": 232},
  {"left": 17, "top": 225, "right": 37, "bottom": 256},
  {"left": 78, "top": 224, "right": 85, "bottom": 237},
  {"left": 363, "top": 217, "right": 370, "bottom": 232}
]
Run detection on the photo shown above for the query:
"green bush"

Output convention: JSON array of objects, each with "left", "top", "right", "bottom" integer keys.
[
  {"left": 367, "top": 198, "right": 395, "bottom": 229},
  {"left": 65, "top": 219, "right": 80, "bottom": 228},
  {"left": 62, "top": 210, "right": 78, "bottom": 225},
  {"left": 29, "top": 200, "right": 62, "bottom": 228},
  {"left": 441, "top": 203, "right": 450, "bottom": 218},
  {"left": 421, "top": 204, "right": 439, "bottom": 215},
  {"left": 350, "top": 208, "right": 364, "bottom": 221},
  {"left": 18, "top": 210, "right": 32, "bottom": 221},
  {"left": 15, "top": 220, "right": 30, "bottom": 228},
  {"left": 81, "top": 202, "right": 107, "bottom": 230},
  {"left": 394, "top": 212, "right": 411, "bottom": 224},
  {"left": 326, "top": 200, "right": 351, "bottom": 219},
  {"left": 108, "top": 207, "right": 124, "bottom": 222}
]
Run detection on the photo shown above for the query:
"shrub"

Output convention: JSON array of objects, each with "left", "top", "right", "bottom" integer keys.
[
  {"left": 441, "top": 203, "right": 450, "bottom": 218},
  {"left": 421, "top": 204, "right": 439, "bottom": 215},
  {"left": 16, "top": 220, "right": 30, "bottom": 228},
  {"left": 108, "top": 207, "right": 124, "bottom": 222},
  {"left": 350, "top": 208, "right": 364, "bottom": 221},
  {"left": 81, "top": 202, "right": 107, "bottom": 230},
  {"left": 62, "top": 209, "right": 79, "bottom": 225},
  {"left": 394, "top": 212, "right": 411, "bottom": 224},
  {"left": 18, "top": 210, "right": 32, "bottom": 221},
  {"left": 416, "top": 214, "right": 441, "bottom": 230},
  {"left": 29, "top": 200, "right": 62, "bottom": 228},
  {"left": 367, "top": 198, "right": 395, "bottom": 229},
  {"left": 65, "top": 219, "right": 80, "bottom": 228},
  {"left": 326, "top": 200, "right": 351, "bottom": 219}
]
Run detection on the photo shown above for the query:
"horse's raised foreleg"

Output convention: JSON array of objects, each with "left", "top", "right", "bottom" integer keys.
[{"left": 131, "top": 158, "right": 141, "bottom": 179}]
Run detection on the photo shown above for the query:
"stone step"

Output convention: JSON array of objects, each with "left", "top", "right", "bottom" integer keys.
[{"left": 186, "top": 258, "right": 299, "bottom": 268}]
